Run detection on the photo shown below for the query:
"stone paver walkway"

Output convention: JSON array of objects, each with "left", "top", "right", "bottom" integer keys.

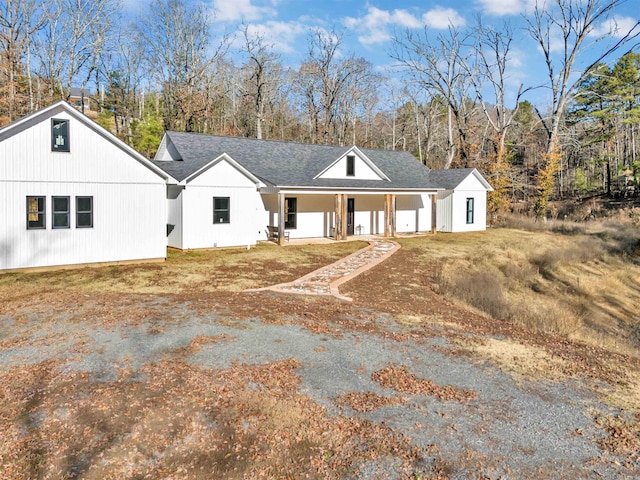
[{"left": 251, "top": 239, "right": 400, "bottom": 301}]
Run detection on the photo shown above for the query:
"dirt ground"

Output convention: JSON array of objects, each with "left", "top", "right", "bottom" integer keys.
[{"left": 1, "top": 235, "right": 639, "bottom": 479}]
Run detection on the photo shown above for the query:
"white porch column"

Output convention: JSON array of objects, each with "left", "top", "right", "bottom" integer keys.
[
  {"left": 431, "top": 194, "right": 437, "bottom": 234},
  {"left": 278, "top": 193, "right": 285, "bottom": 245}
]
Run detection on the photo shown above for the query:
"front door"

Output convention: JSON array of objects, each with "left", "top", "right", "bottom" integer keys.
[{"left": 347, "top": 198, "right": 355, "bottom": 235}]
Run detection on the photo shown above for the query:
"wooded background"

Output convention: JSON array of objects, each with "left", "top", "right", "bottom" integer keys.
[{"left": 1, "top": 0, "right": 639, "bottom": 217}]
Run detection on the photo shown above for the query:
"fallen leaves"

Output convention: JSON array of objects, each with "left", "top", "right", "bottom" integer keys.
[
  {"left": 335, "top": 392, "right": 405, "bottom": 412},
  {"left": 372, "top": 364, "right": 477, "bottom": 403},
  {"left": 0, "top": 357, "right": 435, "bottom": 479},
  {"left": 594, "top": 412, "right": 640, "bottom": 469}
]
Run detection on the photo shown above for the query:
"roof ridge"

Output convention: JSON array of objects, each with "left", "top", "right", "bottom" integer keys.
[{"left": 166, "top": 131, "right": 365, "bottom": 151}]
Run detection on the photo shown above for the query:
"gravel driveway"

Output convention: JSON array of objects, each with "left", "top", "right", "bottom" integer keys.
[{"left": 1, "top": 292, "right": 633, "bottom": 479}]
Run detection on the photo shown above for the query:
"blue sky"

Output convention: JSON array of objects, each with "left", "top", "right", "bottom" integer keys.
[{"left": 124, "top": 0, "right": 640, "bottom": 107}]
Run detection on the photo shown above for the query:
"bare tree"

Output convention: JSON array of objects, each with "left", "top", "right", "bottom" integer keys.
[
  {"left": 392, "top": 26, "right": 475, "bottom": 168},
  {"left": 238, "top": 24, "right": 281, "bottom": 139},
  {"left": 33, "top": 0, "right": 117, "bottom": 101},
  {"left": 468, "top": 18, "right": 527, "bottom": 162},
  {"left": 137, "top": 0, "right": 229, "bottom": 131},
  {"left": 464, "top": 18, "right": 529, "bottom": 214},
  {"left": 525, "top": 0, "right": 640, "bottom": 215},
  {"left": 527, "top": 0, "right": 639, "bottom": 154},
  {"left": 297, "top": 29, "right": 378, "bottom": 145},
  {"left": 98, "top": 26, "right": 147, "bottom": 141},
  {"left": 0, "top": 0, "right": 43, "bottom": 121}
]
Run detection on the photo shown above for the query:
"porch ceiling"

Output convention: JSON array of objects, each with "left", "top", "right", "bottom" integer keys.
[{"left": 263, "top": 187, "right": 441, "bottom": 195}]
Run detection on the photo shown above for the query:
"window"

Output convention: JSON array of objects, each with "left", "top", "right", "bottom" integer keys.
[
  {"left": 52, "top": 196, "right": 70, "bottom": 229},
  {"left": 213, "top": 197, "right": 230, "bottom": 223},
  {"left": 76, "top": 196, "right": 93, "bottom": 228},
  {"left": 27, "top": 196, "right": 45, "bottom": 229},
  {"left": 346, "top": 155, "right": 355, "bottom": 176},
  {"left": 466, "top": 197, "right": 475, "bottom": 224},
  {"left": 285, "top": 197, "right": 297, "bottom": 229},
  {"left": 51, "top": 118, "right": 70, "bottom": 152}
]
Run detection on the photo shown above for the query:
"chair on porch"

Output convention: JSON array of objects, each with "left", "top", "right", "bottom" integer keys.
[{"left": 267, "top": 225, "right": 289, "bottom": 242}]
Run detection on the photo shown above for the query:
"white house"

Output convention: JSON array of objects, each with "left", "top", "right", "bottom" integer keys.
[
  {"left": 430, "top": 168, "right": 494, "bottom": 232},
  {"left": 0, "top": 101, "right": 170, "bottom": 271},
  {"left": 153, "top": 132, "right": 446, "bottom": 248}
]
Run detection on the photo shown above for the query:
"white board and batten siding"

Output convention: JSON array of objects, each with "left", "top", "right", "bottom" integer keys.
[
  {"left": 176, "top": 157, "right": 263, "bottom": 249},
  {"left": 436, "top": 172, "right": 489, "bottom": 233},
  {"left": 0, "top": 103, "right": 168, "bottom": 270}
]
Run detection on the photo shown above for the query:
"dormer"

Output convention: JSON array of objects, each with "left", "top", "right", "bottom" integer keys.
[{"left": 315, "top": 146, "right": 389, "bottom": 181}]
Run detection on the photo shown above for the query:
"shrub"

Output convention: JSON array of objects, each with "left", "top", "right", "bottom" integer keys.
[
  {"left": 506, "top": 298, "right": 583, "bottom": 335},
  {"left": 529, "top": 250, "right": 564, "bottom": 279},
  {"left": 550, "top": 223, "right": 586, "bottom": 236},
  {"left": 440, "top": 269, "right": 509, "bottom": 320}
]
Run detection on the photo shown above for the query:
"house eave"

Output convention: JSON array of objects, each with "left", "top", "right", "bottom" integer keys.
[{"left": 265, "top": 185, "right": 442, "bottom": 195}]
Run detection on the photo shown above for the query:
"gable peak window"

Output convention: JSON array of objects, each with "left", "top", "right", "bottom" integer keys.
[
  {"left": 51, "top": 118, "right": 70, "bottom": 152},
  {"left": 346, "top": 155, "right": 355, "bottom": 177}
]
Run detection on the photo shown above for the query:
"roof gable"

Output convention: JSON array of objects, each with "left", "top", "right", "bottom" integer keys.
[
  {"left": 314, "top": 146, "right": 390, "bottom": 181},
  {"left": 0, "top": 101, "right": 171, "bottom": 181},
  {"left": 184, "top": 153, "right": 265, "bottom": 187},
  {"left": 427, "top": 168, "right": 493, "bottom": 191}
]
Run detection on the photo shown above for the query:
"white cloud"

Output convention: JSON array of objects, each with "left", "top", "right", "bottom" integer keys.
[
  {"left": 422, "top": 7, "right": 466, "bottom": 29},
  {"left": 589, "top": 15, "right": 640, "bottom": 38},
  {"left": 212, "top": 0, "right": 278, "bottom": 23},
  {"left": 343, "top": 6, "right": 422, "bottom": 45},
  {"left": 341, "top": 5, "right": 467, "bottom": 46},
  {"left": 475, "top": 0, "right": 538, "bottom": 16},
  {"left": 236, "top": 21, "right": 308, "bottom": 54}
]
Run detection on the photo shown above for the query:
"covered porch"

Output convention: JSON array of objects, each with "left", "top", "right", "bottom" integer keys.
[{"left": 261, "top": 189, "right": 438, "bottom": 245}]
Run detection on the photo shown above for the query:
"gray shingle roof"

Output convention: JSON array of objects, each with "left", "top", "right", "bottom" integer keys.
[
  {"left": 426, "top": 168, "right": 478, "bottom": 190},
  {"left": 69, "top": 87, "right": 88, "bottom": 97},
  {"left": 152, "top": 132, "right": 441, "bottom": 190}
]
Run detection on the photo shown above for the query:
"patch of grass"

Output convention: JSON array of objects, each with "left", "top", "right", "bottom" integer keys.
[
  {"left": 440, "top": 270, "right": 507, "bottom": 320},
  {"left": 466, "top": 337, "right": 570, "bottom": 381},
  {"left": 419, "top": 223, "right": 640, "bottom": 356},
  {"left": 0, "top": 241, "right": 368, "bottom": 296}
]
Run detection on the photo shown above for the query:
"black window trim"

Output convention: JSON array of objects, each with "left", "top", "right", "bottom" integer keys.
[
  {"left": 213, "top": 196, "right": 230, "bottom": 224},
  {"left": 285, "top": 197, "right": 297, "bottom": 229},
  {"left": 76, "top": 196, "right": 93, "bottom": 228},
  {"left": 26, "top": 196, "right": 46, "bottom": 230},
  {"left": 51, "top": 118, "right": 70, "bottom": 152},
  {"left": 52, "top": 196, "right": 71, "bottom": 229},
  {"left": 346, "top": 154, "right": 355, "bottom": 177},
  {"left": 466, "top": 197, "right": 475, "bottom": 224}
]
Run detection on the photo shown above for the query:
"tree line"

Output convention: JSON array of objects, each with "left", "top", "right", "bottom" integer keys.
[{"left": 1, "top": 0, "right": 639, "bottom": 217}]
